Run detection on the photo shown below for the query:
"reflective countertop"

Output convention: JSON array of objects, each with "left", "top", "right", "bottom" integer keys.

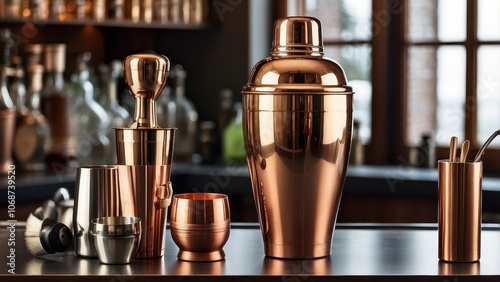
[{"left": 2, "top": 223, "right": 500, "bottom": 281}]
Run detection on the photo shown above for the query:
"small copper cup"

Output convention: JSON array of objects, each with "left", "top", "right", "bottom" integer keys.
[{"left": 170, "top": 193, "right": 230, "bottom": 262}]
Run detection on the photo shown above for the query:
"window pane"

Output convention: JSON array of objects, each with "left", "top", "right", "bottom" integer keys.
[
  {"left": 406, "top": 46, "right": 437, "bottom": 145},
  {"left": 305, "top": 0, "right": 372, "bottom": 41},
  {"left": 477, "top": 46, "right": 500, "bottom": 147},
  {"left": 406, "top": 46, "right": 466, "bottom": 146},
  {"left": 436, "top": 46, "right": 466, "bottom": 144},
  {"left": 407, "top": 0, "right": 466, "bottom": 42},
  {"left": 478, "top": 0, "right": 500, "bottom": 41},
  {"left": 325, "top": 45, "right": 372, "bottom": 143}
]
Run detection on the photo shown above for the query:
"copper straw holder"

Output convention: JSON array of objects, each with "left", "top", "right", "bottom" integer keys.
[{"left": 438, "top": 160, "right": 482, "bottom": 262}]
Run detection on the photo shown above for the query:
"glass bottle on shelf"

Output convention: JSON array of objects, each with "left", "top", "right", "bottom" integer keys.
[
  {"left": 48, "top": 0, "right": 66, "bottom": 20},
  {"left": 199, "top": 120, "right": 216, "bottom": 164},
  {"left": 4, "top": 0, "right": 22, "bottom": 18},
  {"left": 417, "top": 134, "right": 435, "bottom": 168},
  {"left": 8, "top": 55, "right": 27, "bottom": 117},
  {"left": 100, "top": 60, "right": 130, "bottom": 163},
  {"left": 157, "top": 84, "right": 174, "bottom": 128},
  {"left": 25, "top": 44, "right": 44, "bottom": 66},
  {"left": 70, "top": 52, "right": 110, "bottom": 165},
  {"left": 349, "top": 119, "right": 364, "bottom": 166},
  {"left": 104, "top": 60, "right": 130, "bottom": 128},
  {"left": 218, "top": 88, "right": 235, "bottom": 143},
  {"left": 222, "top": 102, "right": 245, "bottom": 165},
  {"left": 26, "top": 0, "right": 49, "bottom": 21},
  {"left": 13, "top": 64, "right": 50, "bottom": 171},
  {"left": 41, "top": 44, "right": 78, "bottom": 168},
  {"left": 170, "top": 64, "right": 198, "bottom": 162},
  {"left": 0, "top": 29, "right": 16, "bottom": 175}
]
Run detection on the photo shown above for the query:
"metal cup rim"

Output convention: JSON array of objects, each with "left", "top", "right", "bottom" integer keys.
[{"left": 90, "top": 216, "right": 141, "bottom": 236}]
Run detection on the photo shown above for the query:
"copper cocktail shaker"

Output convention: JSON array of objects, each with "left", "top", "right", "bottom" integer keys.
[
  {"left": 115, "top": 53, "right": 175, "bottom": 259},
  {"left": 242, "top": 17, "right": 354, "bottom": 259}
]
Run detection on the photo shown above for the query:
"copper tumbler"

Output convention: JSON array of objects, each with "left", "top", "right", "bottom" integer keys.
[
  {"left": 438, "top": 160, "right": 482, "bottom": 262},
  {"left": 170, "top": 193, "right": 230, "bottom": 262},
  {"left": 242, "top": 16, "right": 353, "bottom": 258}
]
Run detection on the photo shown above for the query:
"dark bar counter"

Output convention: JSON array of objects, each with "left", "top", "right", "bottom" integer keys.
[{"left": 2, "top": 222, "right": 500, "bottom": 281}]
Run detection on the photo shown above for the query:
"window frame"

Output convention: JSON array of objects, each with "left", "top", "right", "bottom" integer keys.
[
  {"left": 278, "top": 0, "right": 500, "bottom": 173},
  {"left": 401, "top": 0, "right": 500, "bottom": 173}
]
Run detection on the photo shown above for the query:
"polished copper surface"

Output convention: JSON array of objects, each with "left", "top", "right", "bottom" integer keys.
[
  {"left": 170, "top": 260, "right": 225, "bottom": 275},
  {"left": 123, "top": 53, "right": 169, "bottom": 129},
  {"left": 242, "top": 16, "right": 353, "bottom": 259},
  {"left": 438, "top": 160, "right": 482, "bottom": 262},
  {"left": 170, "top": 193, "right": 230, "bottom": 262},
  {"left": 262, "top": 256, "right": 332, "bottom": 275},
  {"left": 0, "top": 109, "right": 15, "bottom": 174},
  {"left": 115, "top": 128, "right": 175, "bottom": 166},
  {"left": 117, "top": 165, "right": 173, "bottom": 259},
  {"left": 439, "top": 261, "right": 480, "bottom": 275},
  {"left": 271, "top": 16, "right": 323, "bottom": 56}
]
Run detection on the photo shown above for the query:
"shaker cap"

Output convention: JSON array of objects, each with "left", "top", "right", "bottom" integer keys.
[
  {"left": 243, "top": 16, "right": 352, "bottom": 95},
  {"left": 271, "top": 16, "right": 323, "bottom": 56}
]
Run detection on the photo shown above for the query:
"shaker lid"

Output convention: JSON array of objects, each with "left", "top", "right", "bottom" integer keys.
[
  {"left": 271, "top": 16, "right": 323, "bottom": 56},
  {"left": 243, "top": 16, "right": 352, "bottom": 95}
]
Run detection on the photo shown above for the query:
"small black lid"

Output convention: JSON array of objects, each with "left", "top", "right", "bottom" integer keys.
[{"left": 39, "top": 218, "right": 73, "bottom": 254}]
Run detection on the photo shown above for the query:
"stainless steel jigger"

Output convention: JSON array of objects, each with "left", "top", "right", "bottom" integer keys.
[{"left": 115, "top": 53, "right": 175, "bottom": 259}]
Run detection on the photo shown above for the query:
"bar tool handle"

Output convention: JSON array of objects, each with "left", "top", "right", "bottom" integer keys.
[
  {"left": 124, "top": 53, "right": 170, "bottom": 129},
  {"left": 155, "top": 181, "right": 173, "bottom": 209}
]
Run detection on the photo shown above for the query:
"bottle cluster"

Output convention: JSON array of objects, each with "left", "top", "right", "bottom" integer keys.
[
  {"left": 0, "top": 0, "right": 208, "bottom": 25},
  {"left": 0, "top": 28, "right": 132, "bottom": 172}
]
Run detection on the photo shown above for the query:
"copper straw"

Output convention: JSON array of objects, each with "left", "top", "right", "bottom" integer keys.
[{"left": 474, "top": 130, "right": 500, "bottom": 162}]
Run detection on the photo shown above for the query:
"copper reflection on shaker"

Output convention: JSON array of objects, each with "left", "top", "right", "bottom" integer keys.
[{"left": 242, "top": 17, "right": 353, "bottom": 259}]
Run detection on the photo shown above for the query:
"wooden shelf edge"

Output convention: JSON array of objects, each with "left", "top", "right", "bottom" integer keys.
[{"left": 0, "top": 18, "right": 210, "bottom": 30}]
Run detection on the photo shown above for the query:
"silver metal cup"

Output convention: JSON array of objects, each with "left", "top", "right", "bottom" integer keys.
[
  {"left": 73, "top": 165, "right": 123, "bottom": 258},
  {"left": 90, "top": 216, "right": 142, "bottom": 264}
]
